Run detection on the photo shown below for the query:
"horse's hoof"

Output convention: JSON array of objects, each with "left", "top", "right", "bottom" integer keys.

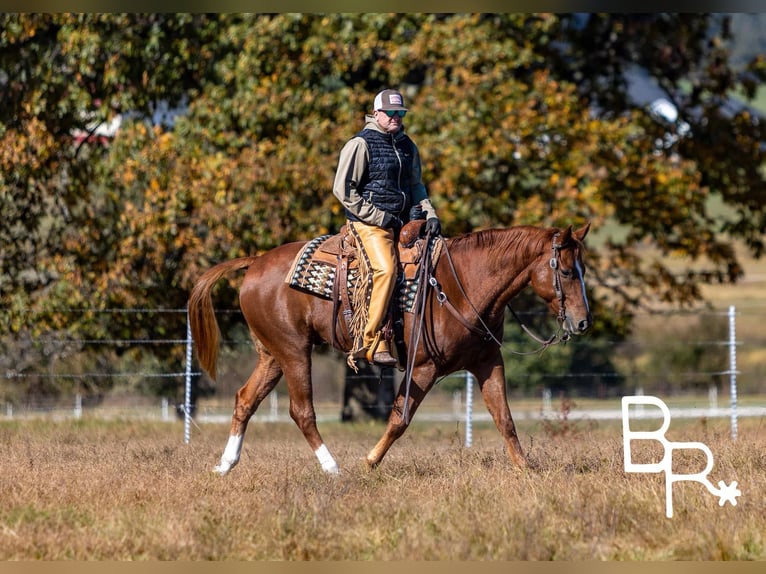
[
  {"left": 321, "top": 462, "right": 340, "bottom": 475},
  {"left": 213, "top": 462, "right": 234, "bottom": 476}
]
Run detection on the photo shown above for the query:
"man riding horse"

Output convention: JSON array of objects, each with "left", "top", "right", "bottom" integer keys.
[
  {"left": 332, "top": 89, "right": 441, "bottom": 367},
  {"left": 189, "top": 89, "right": 593, "bottom": 476}
]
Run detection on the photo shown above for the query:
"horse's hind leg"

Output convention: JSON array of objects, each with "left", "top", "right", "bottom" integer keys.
[
  {"left": 474, "top": 358, "right": 527, "bottom": 468},
  {"left": 214, "top": 342, "right": 283, "bottom": 475}
]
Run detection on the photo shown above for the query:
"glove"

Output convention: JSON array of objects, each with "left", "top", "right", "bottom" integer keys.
[
  {"left": 408, "top": 204, "right": 425, "bottom": 221},
  {"left": 424, "top": 217, "right": 441, "bottom": 236},
  {"left": 383, "top": 213, "right": 403, "bottom": 230}
]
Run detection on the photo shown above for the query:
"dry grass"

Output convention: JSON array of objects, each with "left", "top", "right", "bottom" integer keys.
[{"left": 0, "top": 416, "right": 764, "bottom": 560}]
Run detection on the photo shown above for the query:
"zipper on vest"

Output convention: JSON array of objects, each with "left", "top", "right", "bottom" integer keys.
[{"left": 391, "top": 133, "right": 406, "bottom": 214}]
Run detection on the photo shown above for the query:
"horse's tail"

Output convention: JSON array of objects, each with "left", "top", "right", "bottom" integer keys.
[{"left": 188, "top": 256, "right": 259, "bottom": 380}]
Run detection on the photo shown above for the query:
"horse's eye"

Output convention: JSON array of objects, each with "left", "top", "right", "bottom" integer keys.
[{"left": 560, "top": 268, "right": 573, "bottom": 278}]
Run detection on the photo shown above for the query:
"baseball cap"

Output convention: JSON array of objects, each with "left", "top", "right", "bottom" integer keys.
[{"left": 373, "top": 89, "right": 408, "bottom": 111}]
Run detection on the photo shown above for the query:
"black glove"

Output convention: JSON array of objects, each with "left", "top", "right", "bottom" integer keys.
[
  {"left": 424, "top": 217, "right": 441, "bottom": 236},
  {"left": 383, "top": 213, "right": 403, "bottom": 230},
  {"left": 408, "top": 204, "right": 425, "bottom": 221}
]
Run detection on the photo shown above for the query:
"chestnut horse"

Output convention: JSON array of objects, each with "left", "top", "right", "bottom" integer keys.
[{"left": 188, "top": 223, "right": 591, "bottom": 475}]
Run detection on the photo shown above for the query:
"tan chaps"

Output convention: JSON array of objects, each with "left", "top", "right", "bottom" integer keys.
[{"left": 348, "top": 220, "right": 397, "bottom": 351}]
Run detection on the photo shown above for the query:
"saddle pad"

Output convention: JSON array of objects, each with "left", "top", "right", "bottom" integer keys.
[
  {"left": 285, "top": 234, "right": 430, "bottom": 314},
  {"left": 284, "top": 234, "right": 338, "bottom": 297}
]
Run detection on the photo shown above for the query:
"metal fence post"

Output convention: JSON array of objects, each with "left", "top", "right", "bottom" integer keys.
[
  {"left": 184, "top": 308, "right": 193, "bottom": 444},
  {"left": 465, "top": 371, "right": 473, "bottom": 447},
  {"left": 729, "top": 305, "right": 738, "bottom": 441}
]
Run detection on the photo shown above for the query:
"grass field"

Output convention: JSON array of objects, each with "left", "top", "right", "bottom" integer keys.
[{"left": 1, "top": 415, "right": 763, "bottom": 560}]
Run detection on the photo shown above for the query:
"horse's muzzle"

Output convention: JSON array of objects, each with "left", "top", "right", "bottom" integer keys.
[{"left": 564, "top": 314, "right": 591, "bottom": 336}]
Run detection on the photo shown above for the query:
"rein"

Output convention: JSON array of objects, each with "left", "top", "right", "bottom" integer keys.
[
  {"left": 428, "top": 232, "right": 571, "bottom": 356},
  {"left": 401, "top": 229, "right": 572, "bottom": 421},
  {"left": 401, "top": 228, "right": 435, "bottom": 424}
]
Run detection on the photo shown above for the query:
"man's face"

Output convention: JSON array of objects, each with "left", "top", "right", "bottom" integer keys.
[{"left": 374, "top": 109, "right": 406, "bottom": 134}]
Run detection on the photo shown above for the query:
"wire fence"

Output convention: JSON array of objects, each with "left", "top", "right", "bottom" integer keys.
[{"left": 2, "top": 304, "right": 766, "bottom": 431}]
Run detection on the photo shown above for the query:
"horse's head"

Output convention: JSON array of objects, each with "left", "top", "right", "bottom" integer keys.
[{"left": 530, "top": 223, "right": 592, "bottom": 337}]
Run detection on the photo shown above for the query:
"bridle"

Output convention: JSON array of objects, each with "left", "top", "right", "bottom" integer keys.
[
  {"left": 428, "top": 231, "right": 573, "bottom": 355},
  {"left": 400, "top": 230, "right": 572, "bottom": 422},
  {"left": 548, "top": 232, "right": 569, "bottom": 329}
]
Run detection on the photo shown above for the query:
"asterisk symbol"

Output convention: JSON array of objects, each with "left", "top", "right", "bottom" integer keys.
[{"left": 717, "top": 480, "right": 741, "bottom": 507}]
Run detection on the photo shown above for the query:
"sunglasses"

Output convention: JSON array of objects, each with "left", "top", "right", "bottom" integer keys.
[{"left": 382, "top": 110, "right": 407, "bottom": 118}]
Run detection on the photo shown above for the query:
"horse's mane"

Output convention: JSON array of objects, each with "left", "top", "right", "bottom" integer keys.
[{"left": 445, "top": 226, "right": 557, "bottom": 263}]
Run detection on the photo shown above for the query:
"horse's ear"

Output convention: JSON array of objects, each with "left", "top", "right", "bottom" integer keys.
[
  {"left": 559, "top": 225, "right": 573, "bottom": 245},
  {"left": 573, "top": 222, "right": 591, "bottom": 243}
]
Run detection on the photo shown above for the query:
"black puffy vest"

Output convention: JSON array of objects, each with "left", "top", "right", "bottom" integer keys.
[{"left": 349, "top": 128, "right": 416, "bottom": 220}]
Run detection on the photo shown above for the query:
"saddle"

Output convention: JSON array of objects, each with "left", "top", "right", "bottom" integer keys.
[{"left": 284, "top": 219, "right": 442, "bottom": 355}]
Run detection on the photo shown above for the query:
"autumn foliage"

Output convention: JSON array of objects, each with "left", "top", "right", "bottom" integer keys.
[{"left": 2, "top": 14, "right": 765, "bottom": 397}]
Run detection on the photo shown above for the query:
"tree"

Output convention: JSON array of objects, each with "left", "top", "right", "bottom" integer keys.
[
  {"left": 547, "top": 14, "right": 766, "bottom": 306},
  {"left": 0, "top": 14, "right": 225, "bottom": 399},
  {"left": 2, "top": 14, "right": 765, "bottom": 400},
  {"left": 1, "top": 14, "right": 222, "bottom": 321}
]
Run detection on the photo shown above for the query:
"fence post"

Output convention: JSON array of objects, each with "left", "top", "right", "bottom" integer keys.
[
  {"left": 269, "top": 391, "right": 278, "bottom": 421},
  {"left": 184, "top": 308, "right": 193, "bottom": 444},
  {"left": 465, "top": 371, "right": 473, "bottom": 447},
  {"left": 728, "top": 305, "right": 738, "bottom": 441},
  {"left": 542, "top": 387, "right": 552, "bottom": 415},
  {"left": 708, "top": 385, "right": 718, "bottom": 411},
  {"left": 74, "top": 393, "right": 82, "bottom": 419},
  {"left": 452, "top": 390, "right": 462, "bottom": 417}
]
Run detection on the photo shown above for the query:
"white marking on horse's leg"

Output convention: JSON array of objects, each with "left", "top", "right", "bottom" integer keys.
[
  {"left": 314, "top": 443, "right": 340, "bottom": 474},
  {"left": 214, "top": 434, "right": 243, "bottom": 476}
]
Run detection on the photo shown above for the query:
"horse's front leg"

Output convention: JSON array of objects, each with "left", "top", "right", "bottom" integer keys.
[
  {"left": 365, "top": 367, "right": 434, "bottom": 469},
  {"left": 474, "top": 356, "right": 527, "bottom": 468}
]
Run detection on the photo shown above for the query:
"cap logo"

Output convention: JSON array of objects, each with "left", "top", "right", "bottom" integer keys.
[{"left": 388, "top": 94, "right": 403, "bottom": 106}]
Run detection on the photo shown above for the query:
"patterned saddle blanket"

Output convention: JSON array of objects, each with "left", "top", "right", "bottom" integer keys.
[{"left": 284, "top": 220, "right": 442, "bottom": 315}]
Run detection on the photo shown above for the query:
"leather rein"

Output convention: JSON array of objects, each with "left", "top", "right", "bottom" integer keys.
[
  {"left": 426, "top": 231, "right": 571, "bottom": 356},
  {"left": 400, "top": 230, "right": 570, "bottom": 422}
]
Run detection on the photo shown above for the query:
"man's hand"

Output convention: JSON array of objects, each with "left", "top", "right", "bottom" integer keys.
[
  {"left": 383, "top": 213, "right": 403, "bottom": 230},
  {"left": 424, "top": 217, "right": 441, "bottom": 236},
  {"left": 409, "top": 204, "right": 425, "bottom": 221}
]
